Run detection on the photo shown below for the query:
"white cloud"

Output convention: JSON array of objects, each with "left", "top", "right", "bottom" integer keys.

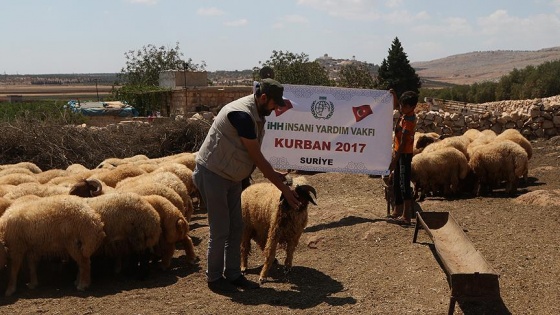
[
  {"left": 383, "top": 9, "right": 431, "bottom": 25},
  {"left": 224, "top": 19, "right": 248, "bottom": 27},
  {"left": 478, "top": 10, "right": 560, "bottom": 40},
  {"left": 297, "top": 0, "right": 382, "bottom": 20},
  {"left": 273, "top": 14, "right": 310, "bottom": 28},
  {"left": 127, "top": 0, "right": 158, "bottom": 5},
  {"left": 412, "top": 17, "right": 473, "bottom": 37},
  {"left": 552, "top": 0, "right": 560, "bottom": 13},
  {"left": 196, "top": 7, "right": 225, "bottom": 16},
  {"left": 384, "top": 0, "right": 402, "bottom": 8},
  {"left": 477, "top": 9, "right": 560, "bottom": 47},
  {"left": 284, "top": 14, "right": 310, "bottom": 24}
]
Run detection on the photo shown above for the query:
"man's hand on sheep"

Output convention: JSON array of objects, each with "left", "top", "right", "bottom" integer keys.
[{"left": 281, "top": 185, "right": 301, "bottom": 209}]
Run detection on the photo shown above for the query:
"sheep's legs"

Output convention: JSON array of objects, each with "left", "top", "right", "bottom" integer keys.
[
  {"left": 160, "top": 242, "right": 175, "bottom": 270},
  {"left": 284, "top": 240, "right": 300, "bottom": 274},
  {"left": 27, "top": 254, "right": 39, "bottom": 289},
  {"left": 260, "top": 239, "right": 278, "bottom": 282},
  {"left": 182, "top": 235, "right": 197, "bottom": 264},
  {"left": 68, "top": 248, "right": 92, "bottom": 290},
  {"left": 240, "top": 230, "right": 252, "bottom": 273},
  {"left": 6, "top": 252, "right": 24, "bottom": 296}
]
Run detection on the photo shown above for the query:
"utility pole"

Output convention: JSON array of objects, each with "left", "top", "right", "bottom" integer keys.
[
  {"left": 95, "top": 79, "right": 100, "bottom": 101},
  {"left": 182, "top": 61, "right": 188, "bottom": 89}
]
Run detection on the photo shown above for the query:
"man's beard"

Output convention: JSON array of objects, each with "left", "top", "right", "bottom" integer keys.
[{"left": 257, "top": 102, "right": 272, "bottom": 117}]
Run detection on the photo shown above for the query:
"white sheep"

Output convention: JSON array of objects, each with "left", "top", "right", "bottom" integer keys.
[
  {"left": 240, "top": 177, "right": 317, "bottom": 283},
  {"left": 411, "top": 147, "right": 469, "bottom": 200},
  {"left": 0, "top": 195, "right": 106, "bottom": 296},
  {"left": 468, "top": 140, "right": 528, "bottom": 196}
]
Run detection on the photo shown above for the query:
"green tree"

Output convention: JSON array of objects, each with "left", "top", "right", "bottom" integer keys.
[
  {"left": 115, "top": 42, "right": 205, "bottom": 115},
  {"left": 338, "top": 63, "right": 375, "bottom": 89},
  {"left": 119, "top": 42, "right": 205, "bottom": 86},
  {"left": 374, "top": 37, "right": 421, "bottom": 96},
  {"left": 256, "top": 50, "right": 331, "bottom": 86}
]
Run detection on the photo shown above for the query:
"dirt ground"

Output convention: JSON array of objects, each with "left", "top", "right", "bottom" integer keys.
[{"left": 1, "top": 138, "right": 559, "bottom": 314}]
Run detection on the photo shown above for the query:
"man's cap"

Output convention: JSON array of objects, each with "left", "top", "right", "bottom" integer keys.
[{"left": 260, "top": 78, "right": 286, "bottom": 107}]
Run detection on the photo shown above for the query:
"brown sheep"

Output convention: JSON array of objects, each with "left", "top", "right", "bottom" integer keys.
[
  {"left": 240, "top": 178, "right": 317, "bottom": 283},
  {"left": 141, "top": 195, "right": 197, "bottom": 269},
  {"left": 0, "top": 195, "right": 106, "bottom": 296},
  {"left": 495, "top": 128, "right": 533, "bottom": 160},
  {"left": 413, "top": 132, "right": 441, "bottom": 155},
  {"left": 468, "top": 140, "right": 528, "bottom": 196},
  {"left": 411, "top": 147, "right": 469, "bottom": 200},
  {"left": 84, "top": 192, "right": 161, "bottom": 276}
]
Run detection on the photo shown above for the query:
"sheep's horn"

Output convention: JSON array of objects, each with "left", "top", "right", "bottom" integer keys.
[
  {"left": 296, "top": 185, "right": 317, "bottom": 205},
  {"left": 86, "top": 178, "right": 103, "bottom": 197}
]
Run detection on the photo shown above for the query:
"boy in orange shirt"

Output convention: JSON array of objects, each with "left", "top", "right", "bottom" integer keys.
[{"left": 388, "top": 91, "right": 418, "bottom": 225}]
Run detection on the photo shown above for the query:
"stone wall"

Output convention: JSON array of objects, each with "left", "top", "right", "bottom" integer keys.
[
  {"left": 169, "top": 86, "right": 252, "bottom": 117},
  {"left": 411, "top": 95, "right": 560, "bottom": 139}
]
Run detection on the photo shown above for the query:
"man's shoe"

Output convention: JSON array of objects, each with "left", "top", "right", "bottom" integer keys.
[
  {"left": 230, "top": 275, "right": 260, "bottom": 290},
  {"left": 208, "top": 277, "right": 238, "bottom": 293}
]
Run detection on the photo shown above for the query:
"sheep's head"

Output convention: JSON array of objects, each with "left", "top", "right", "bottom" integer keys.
[
  {"left": 280, "top": 184, "right": 317, "bottom": 211},
  {"left": 69, "top": 178, "right": 103, "bottom": 197},
  {"left": 415, "top": 134, "right": 440, "bottom": 150}
]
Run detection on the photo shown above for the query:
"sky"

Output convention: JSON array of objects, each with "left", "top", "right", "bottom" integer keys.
[{"left": 1, "top": 0, "right": 560, "bottom": 74}]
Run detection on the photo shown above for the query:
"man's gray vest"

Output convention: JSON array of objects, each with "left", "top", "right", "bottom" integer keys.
[{"left": 196, "top": 95, "right": 265, "bottom": 181}]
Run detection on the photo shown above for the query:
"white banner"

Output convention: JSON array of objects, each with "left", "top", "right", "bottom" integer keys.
[{"left": 262, "top": 85, "right": 393, "bottom": 175}]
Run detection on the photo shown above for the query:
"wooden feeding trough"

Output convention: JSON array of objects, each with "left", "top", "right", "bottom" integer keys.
[{"left": 413, "top": 211, "right": 502, "bottom": 315}]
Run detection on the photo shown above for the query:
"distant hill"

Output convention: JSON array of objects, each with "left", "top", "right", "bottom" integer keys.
[{"left": 411, "top": 47, "right": 560, "bottom": 86}]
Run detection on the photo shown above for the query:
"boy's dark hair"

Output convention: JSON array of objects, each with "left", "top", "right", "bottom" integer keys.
[{"left": 400, "top": 91, "right": 418, "bottom": 107}]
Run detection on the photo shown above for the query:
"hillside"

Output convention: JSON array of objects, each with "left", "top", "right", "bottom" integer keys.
[{"left": 411, "top": 46, "right": 560, "bottom": 86}]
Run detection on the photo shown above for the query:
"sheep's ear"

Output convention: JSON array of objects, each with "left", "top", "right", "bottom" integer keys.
[
  {"left": 295, "top": 185, "right": 317, "bottom": 206},
  {"left": 176, "top": 218, "right": 188, "bottom": 238}
]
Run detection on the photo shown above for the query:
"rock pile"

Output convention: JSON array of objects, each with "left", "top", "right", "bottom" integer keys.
[{"left": 413, "top": 95, "right": 560, "bottom": 139}]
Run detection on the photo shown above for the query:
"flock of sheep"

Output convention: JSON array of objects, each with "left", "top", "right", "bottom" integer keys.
[
  {"left": 0, "top": 126, "right": 527, "bottom": 297},
  {"left": 0, "top": 152, "right": 318, "bottom": 296},
  {"left": 411, "top": 128, "right": 532, "bottom": 200}
]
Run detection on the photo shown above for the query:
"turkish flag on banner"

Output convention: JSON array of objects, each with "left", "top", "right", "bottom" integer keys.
[
  {"left": 352, "top": 104, "right": 373, "bottom": 122},
  {"left": 274, "top": 99, "right": 294, "bottom": 116}
]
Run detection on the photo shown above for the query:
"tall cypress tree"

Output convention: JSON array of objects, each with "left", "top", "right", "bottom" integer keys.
[{"left": 375, "top": 37, "right": 421, "bottom": 97}]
